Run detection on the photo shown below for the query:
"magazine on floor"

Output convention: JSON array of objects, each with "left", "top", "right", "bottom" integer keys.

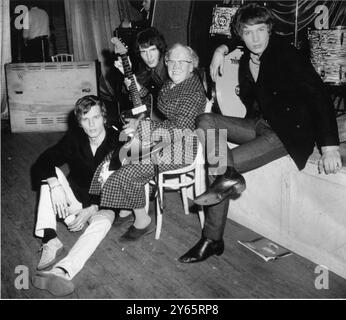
[{"left": 238, "top": 237, "right": 292, "bottom": 262}]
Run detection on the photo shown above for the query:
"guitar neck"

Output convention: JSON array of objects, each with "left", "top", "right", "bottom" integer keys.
[{"left": 120, "top": 54, "right": 143, "bottom": 108}]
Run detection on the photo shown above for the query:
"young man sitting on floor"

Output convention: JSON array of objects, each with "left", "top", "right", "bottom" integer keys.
[{"left": 31, "top": 95, "right": 119, "bottom": 296}]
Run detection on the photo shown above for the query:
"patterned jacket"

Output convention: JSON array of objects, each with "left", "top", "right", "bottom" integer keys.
[
  {"left": 138, "top": 72, "right": 206, "bottom": 167},
  {"left": 88, "top": 73, "right": 206, "bottom": 209}
]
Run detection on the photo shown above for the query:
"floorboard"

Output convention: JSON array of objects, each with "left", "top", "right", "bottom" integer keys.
[{"left": 1, "top": 131, "right": 346, "bottom": 299}]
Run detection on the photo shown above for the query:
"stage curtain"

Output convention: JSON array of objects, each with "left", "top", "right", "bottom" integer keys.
[
  {"left": 0, "top": 0, "right": 11, "bottom": 119},
  {"left": 64, "top": 0, "right": 132, "bottom": 61}
]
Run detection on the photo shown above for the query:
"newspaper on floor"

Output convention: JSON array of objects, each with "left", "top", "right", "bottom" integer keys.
[{"left": 238, "top": 237, "right": 292, "bottom": 262}]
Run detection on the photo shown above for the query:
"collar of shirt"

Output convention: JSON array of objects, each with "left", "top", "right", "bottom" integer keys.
[
  {"left": 249, "top": 53, "right": 261, "bottom": 82},
  {"left": 250, "top": 53, "right": 261, "bottom": 64}
]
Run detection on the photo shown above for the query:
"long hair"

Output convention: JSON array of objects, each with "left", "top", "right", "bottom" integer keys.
[{"left": 134, "top": 27, "right": 167, "bottom": 56}]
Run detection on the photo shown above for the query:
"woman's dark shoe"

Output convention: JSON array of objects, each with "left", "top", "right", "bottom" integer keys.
[
  {"left": 178, "top": 237, "right": 224, "bottom": 263},
  {"left": 194, "top": 169, "right": 246, "bottom": 206},
  {"left": 119, "top": 221, "right": 155, "bottom": 243},
  {"left": 113, "top": 213, "right": 134, "bottom": 226}
]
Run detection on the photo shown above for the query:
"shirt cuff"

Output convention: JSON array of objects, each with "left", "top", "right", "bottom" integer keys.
[
  {"left": 321, "top": 146, "right": 339, "bottom": 153},
  {"left": 216, "top": 44, "right": 229, "bottom": 56}
]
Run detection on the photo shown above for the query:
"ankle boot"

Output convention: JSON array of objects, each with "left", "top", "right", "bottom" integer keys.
[
  {"left": 194, "top": 167, "right": 246, "bottom": 206},
  {"left": 178, "top": 237, "right": 224, "bottom": 263}
]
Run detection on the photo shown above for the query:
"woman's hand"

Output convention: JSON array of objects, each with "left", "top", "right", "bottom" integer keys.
[
  {"left": 210, "top": 45, "right": 229, "bottom": 82},
  {"left": 318, "top": 147, "right": 342, "bottom": 174},
  {"left": 122, "top": 118, "right": 139, "bottom": 136}
]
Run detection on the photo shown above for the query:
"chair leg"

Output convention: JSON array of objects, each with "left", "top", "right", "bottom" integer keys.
[
  {"left": 159, "top": 173, "right": 164, "bottom": 207},
  {"left": 155, "top": 174, "right": 164, "bottom": 240},
  {"left": 197, "top": 207, "right": 205, "bottom": 229},
  {"left": 180, "top": 174, "right": 189, "bottom": 215},
  {"left": 144, "top": 183, "right": 150, "bottom": 214},
  {"left": 155, "top": 196, "right": 162, "bottom": 240},
  {"left": 195, "top": 166, "right": 205, "bottom": 228}
]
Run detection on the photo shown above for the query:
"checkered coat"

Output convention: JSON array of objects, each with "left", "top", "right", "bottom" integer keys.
[{"left": 89, "top": 73, "right": 206, "bottom": 209}]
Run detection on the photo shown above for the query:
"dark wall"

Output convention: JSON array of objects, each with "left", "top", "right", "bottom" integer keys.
[
  {"left": 153, "top": 0, "right": 192, "bottom": 48},
  {"left": 188, "top": 1, "right": 226, "bottom": 70}
]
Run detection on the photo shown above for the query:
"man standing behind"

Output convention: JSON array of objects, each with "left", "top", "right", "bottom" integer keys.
[
  {"left": 115, "top": 27, "right": 168, "bottom": 121},
  {"left": 31, "top": 96, "right": 117, "bottom": 296},
  {"left": 23, "top": 2, "right": 50, "bottom": 62},
  {"left": 134, "top": 27, "right": 168, "bottom": 119},
  {"left": 112, "top": 27, "right": 168, "bottom": 222}
]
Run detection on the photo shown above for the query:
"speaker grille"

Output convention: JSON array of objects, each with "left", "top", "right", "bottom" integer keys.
[
  {"left": 56, "top": 116, "right": 68, "bottom": 124},
  {"left": 6, "top": 61, "right": 97, "bottom": 132},
  {"left": 41, "top": 117, "right": 54, "bottom": 124},
  {"left": 25, "top": 118, "right": 38, "bottom": 125}
]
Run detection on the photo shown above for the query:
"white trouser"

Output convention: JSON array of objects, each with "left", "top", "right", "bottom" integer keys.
[
  {"left": 35, "top": 167, "right": 82, "bottom": 237},
  {"left": 54, "top": 210, "right": 114, "bottom": 280},
  {"left": 35, "top": 167, "right": 115, "bottom": 280}
]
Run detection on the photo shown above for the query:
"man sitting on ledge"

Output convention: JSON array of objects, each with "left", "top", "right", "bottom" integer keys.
[{"left": 179, "top": 3, "right": 342, "bottom": 264}]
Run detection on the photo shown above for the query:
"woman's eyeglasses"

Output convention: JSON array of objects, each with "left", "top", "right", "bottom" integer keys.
[{"left": 166, "top": 60, "right": 192, "bottom": 67}]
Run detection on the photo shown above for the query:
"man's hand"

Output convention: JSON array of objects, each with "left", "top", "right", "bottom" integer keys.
[
  {"left": 67, "top": 206, "right": 97, "bottom": 232},
  {"left": 114, "top": 57, "right": 125, "bottom": 74},
  {"left": 120, "top": 19, "right": 131, "bottom": 28},
  {"left": 210, "top": 45, "right": 229, "bottom": 82},
  {"left": 114, "top": 57, "right": 134, "bottom": 76},
  {"left": 123, "top": 75, "right": 141, "bottom": 92},
  {"left": 50, "top": 184, "right": 71, "bottom": 219},
  {"left": 318, "top": 147, "right": 342, "bottom": 174}
]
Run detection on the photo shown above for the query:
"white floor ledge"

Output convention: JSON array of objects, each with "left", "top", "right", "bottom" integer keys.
[{"left": 227, "top": 145, "right": 346, "bottom": 279}]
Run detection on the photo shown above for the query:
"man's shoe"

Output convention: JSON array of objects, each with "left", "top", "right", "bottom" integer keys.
[
  {"left": 178, "top": 237, "right": 224, "bottom": 263},
  {"left": 32, "top": 268, "right": 74, "bottom": 297},
  {"left": 37, "top": 238, "right": 65, "bottom": 271},
  {"left": 119, "top": 221, "right": 155, "bottom": 243},
  {"left": 194, "top": 171, "right": 246, "bottom": 206}
]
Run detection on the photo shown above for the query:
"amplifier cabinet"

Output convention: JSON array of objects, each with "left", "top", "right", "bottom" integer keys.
[{"left": 5, "top": 61, "right": 97, "bottom": 132}]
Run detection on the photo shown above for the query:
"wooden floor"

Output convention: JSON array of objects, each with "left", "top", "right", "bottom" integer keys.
[{"left": 1, "top": 129, "right": 346, "bottom": 299}]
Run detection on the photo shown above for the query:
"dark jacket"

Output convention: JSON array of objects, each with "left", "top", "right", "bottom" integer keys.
[
  {"left": 32, "top": 127, "right": 118, "bottom": 206},
  {"left": 118, "top": 56, "right": 168, "bottom": 120},
  {"left": 235, "top": 36, "right": 339, "bottom": 170},
  {"left": 136, "top": 56, "right": 168, "bottom": 120},
  {"left": 136, "top": 57, "right": 168, "bottom": 95}
]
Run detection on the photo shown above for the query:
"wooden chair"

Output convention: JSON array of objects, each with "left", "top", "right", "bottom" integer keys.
[
  {"left": 145, "top": 99, "right": 213, "bottom": 239},
  {"left": 51, "top": 54, "right": 74, "bottom": 62}
]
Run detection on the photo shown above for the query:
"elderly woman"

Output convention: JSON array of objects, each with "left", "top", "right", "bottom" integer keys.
[{"left": 89, "top": 43, "right": 206, "bottom": 242}]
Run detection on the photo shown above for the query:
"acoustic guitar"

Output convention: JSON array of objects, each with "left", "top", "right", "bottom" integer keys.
[{"left": 215, "top": 47, "right": 246, "bottom": 118}]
